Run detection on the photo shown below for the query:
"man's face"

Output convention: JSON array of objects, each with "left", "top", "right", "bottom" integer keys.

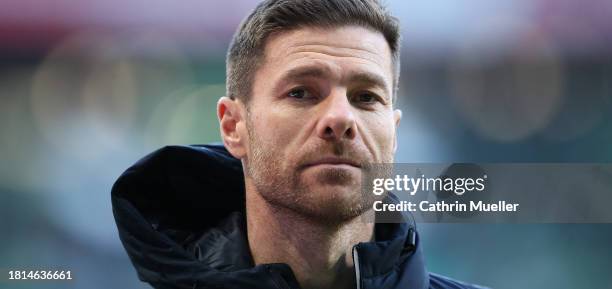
[{"left": 241, "top": 25, "right": 401, "bottom": 222}]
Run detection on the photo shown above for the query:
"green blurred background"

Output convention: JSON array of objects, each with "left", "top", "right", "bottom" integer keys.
[{"left": 1, "top": 0, "right": 611, "bottom": 288}]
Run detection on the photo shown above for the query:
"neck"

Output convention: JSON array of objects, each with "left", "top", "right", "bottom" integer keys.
[{"left": 245, "top": 182, "right": 374, "bottom": 289}]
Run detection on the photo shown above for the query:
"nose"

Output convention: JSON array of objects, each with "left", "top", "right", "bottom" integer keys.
[{"left": 316, "top": 90, "right": 356, "bottom": 141}]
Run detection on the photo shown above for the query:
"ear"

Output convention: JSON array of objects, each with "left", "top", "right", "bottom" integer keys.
[
  {"left": 217, "top": 96, "right": 247, "bottom": 159},
  {"left": 392, "top": 109, "right": 402, "bottom": 153}
]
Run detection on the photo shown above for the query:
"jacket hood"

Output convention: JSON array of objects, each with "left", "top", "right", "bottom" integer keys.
[{"left": 112, "top": 144, "right": 471, "bottom": 289}]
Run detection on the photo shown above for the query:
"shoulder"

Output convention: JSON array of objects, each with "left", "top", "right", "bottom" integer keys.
[{"left": 429, "top": 272, "right": 490, "bottom": 289}]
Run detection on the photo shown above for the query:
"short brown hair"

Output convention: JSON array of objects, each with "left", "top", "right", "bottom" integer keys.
[{"left": 226, "top": 0, "right": 401, "bottom": 103}]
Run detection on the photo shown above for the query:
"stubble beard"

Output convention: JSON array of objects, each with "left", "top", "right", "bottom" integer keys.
[{"left": 244, "top": 119, "right": 386, "bottom": 225}]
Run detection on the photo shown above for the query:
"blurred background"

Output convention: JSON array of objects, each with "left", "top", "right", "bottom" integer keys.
[{"left": 0, "top": 0, "right": 611, "bottom": 288}]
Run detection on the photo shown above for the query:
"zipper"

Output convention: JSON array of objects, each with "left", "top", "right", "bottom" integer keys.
[{"left": 352, "top": 245, "right": 362, "bottom": 289}]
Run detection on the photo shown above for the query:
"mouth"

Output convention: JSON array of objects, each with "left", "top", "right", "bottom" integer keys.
[{"left": 302, "top": 157, "right": 362, "bottom": 169}]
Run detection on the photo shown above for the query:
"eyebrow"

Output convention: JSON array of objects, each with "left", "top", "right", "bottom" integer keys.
[
  {"left": 276, "top": 65, "right": 390, "bottom": 97},
  {"left": 281, "top": 66, "right": 330, "bottom": 82},
  {"left": 349, "top": 71, "right": 390, "bottom": 96}
]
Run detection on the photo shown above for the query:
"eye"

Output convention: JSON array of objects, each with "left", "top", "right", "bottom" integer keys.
[
  {"left": 287, "top": 87, "right": 319, "bottom": 101},
  {"left": 288, "top": 88, "right": 309, "bottom": 99},
  {"left": 354, "top": 91, "right": 381, "bottom": 104},
  {"left": 358, "top": 93, "right": 374, "bottom": 103}
]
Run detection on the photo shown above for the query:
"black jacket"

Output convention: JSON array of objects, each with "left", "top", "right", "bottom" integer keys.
[{"left": 112, "top": 144, "right": 486, "bottom": 289}]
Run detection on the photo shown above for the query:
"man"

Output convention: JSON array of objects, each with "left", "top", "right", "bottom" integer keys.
[{"left": 112, "top": 0, "right": 485, "bottom": 288}]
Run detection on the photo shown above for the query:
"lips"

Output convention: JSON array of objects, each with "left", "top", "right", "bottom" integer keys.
[{"left": 302, "top": 157, "right": 361, "bottom": 168}]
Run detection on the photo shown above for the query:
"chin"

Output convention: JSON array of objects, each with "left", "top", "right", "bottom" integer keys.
[
  {"left": 301, "top": 186, "right": 373, "bottom": 221},
  {"left": 303, "top": 166, "right": 360, "bottom": 187}
]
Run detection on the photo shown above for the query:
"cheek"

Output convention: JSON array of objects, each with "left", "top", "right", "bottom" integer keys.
[
  {"left": 251, "top": 105, "right": 305, "bottom": 151},
  {"left": 375, "top": 123, "right": 396, "bottom": 150},
  {"left": 362, "top": 112, "right": 397, "bottom": 157}
]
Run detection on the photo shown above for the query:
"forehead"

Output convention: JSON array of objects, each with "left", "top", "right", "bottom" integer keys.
[{"left": 259, "top": 25, "right": 393, "bottom": 84}]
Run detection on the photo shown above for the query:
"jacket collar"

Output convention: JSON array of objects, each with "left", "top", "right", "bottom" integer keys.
[
  {"left": 192, "top": 210, "right": 429, "bottom": 289},
  {"left": 112, "top": 144, "right": 429, "bottom": 289}
]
